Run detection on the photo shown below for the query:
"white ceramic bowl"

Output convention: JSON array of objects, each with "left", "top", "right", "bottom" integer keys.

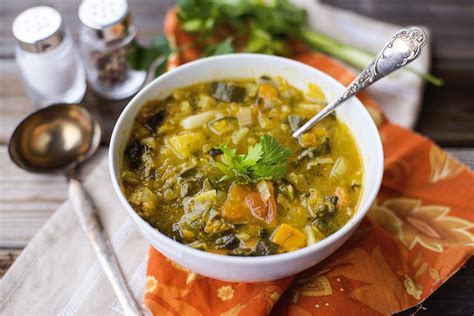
[{"left": 110, "top": 54, "right": 383, "bottom": 282}]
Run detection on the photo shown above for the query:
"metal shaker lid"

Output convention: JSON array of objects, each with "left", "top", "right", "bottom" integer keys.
[
  {"left": 12, "top": 6, "right": 65, "bottom": 54},
  {"left": 78, "top": 0, "right": 132, "bottom": 43}
]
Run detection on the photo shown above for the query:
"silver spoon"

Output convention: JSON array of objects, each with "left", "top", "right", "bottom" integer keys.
[
  {"left": 8, "top": 104, "right": 142, "bottom": 316},
  {"left": 292, "top": 26, "right": 427, "bottom": 138}
]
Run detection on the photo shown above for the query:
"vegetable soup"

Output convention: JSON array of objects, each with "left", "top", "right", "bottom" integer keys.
[{"left": 120, "top": 76, "right": 362, "bottom": 256}]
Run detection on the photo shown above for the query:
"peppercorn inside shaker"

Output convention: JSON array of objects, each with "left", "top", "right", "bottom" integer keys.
[
  {"left": 12, "top": 6, "right": 86, "bottom": 107},
  {"left": 78, "top": 0, "right": 146, "bottom": 100}
]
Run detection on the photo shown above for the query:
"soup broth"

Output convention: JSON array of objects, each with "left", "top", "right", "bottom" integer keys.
[{"left": 121, "top": 76, "right": 362, "bottom": 256}]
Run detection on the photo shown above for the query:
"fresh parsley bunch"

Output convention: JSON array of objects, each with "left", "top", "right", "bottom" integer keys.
[
  {"left": 129, "top": 0, "right": 442, "bottom": 86},
  {"left": 212, "top": 135, "right": 292, "bottom": 184}
]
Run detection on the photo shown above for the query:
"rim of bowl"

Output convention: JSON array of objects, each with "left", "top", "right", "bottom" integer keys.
[{"left": 109, "top": 54, "right": 384, "bottom": 265}]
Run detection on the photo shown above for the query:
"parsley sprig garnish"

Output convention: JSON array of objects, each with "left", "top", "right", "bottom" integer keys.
[{"left": 212, "top": 135, "right": 291, "bottom": 184}]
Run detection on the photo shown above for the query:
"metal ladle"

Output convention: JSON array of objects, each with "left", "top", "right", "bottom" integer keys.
[
  {"left": 8, "top": 104, "right": 141, "bottom": 315},
  {"left": 292, "top": 26, "right": 427, "bottom": 138}
]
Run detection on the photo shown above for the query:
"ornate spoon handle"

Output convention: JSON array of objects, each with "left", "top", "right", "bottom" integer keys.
[{"left": 292, "top": 26, "right": 427, "bottom": 138}]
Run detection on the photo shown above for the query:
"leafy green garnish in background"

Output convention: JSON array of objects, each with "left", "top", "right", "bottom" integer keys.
[
  {"left": 175, "top": 0, "right": 443, "bottom": 86},
  {"left": 127, "top": 35, "right": 172, "bottom": 77},
  {"left": 212, "top": 135, "right": 292, "bottom": 184},
  {"left": 128, "top": 0, "right": 443, "bottom": 86},
  {"left": 204, "top": 37, "right": 235, "bottom": 56}
]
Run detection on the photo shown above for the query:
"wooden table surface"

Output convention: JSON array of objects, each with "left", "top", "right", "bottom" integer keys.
[{"left": 0, "top": 0, "right": 472, "bottom": 315}]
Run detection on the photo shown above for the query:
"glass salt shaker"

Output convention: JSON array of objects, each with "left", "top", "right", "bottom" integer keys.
[
  {"left": 78, "top": 0, "right": 146, "bottom": 100},
  {"left": 12, "top": 6, "right": 86, "bottom": 107}
]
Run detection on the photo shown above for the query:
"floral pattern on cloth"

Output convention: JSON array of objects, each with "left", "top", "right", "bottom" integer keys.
[{"left": 144, "top": 9, "right": 474, "bottom": 316}]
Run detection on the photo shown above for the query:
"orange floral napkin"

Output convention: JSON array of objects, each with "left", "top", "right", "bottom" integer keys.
[{"left": 144, "top": 10, "right": 474, "bottom": 315}]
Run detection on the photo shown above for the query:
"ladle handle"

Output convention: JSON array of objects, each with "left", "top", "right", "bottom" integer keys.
[{"left": 68, "top": 177, "right": 142, "bottom": 316}]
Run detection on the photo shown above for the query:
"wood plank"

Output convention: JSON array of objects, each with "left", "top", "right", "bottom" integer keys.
[
  {"left": 321, "top": 0, "right": 474, "bottom": 64},
  {"left": 416, "top": 69, "right": 474, "bottom": 147},
  {"left": 0, "top": 249, "right": 22, "bottom": 278},
  {"left": 0, "top": 146, "right": 106, "bottom": 248}
]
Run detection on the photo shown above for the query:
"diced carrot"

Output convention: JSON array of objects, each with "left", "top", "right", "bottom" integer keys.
[
  {"left": 222, "top": 184, "right": 251, "bottom": 221},
  {"left": 258, "top": 84, "right": 279, "bottom": 100},
  {"left": 271, "top": 223, "right": 306, "bottom": 252},
  {"left": 335, "top": 186, "right": 349, "bottom": 209},
  {"left": 164, "top": 7, "right": 202, "bottom": 67}
]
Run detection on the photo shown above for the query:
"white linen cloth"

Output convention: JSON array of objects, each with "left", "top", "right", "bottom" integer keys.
[{"left": 0, "top": 2, "right": 431, "bottom": 315}]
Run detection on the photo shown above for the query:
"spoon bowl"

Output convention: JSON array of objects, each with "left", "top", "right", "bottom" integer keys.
[{"left": 8, "top": 104, "right": 101, "bottom": 173}]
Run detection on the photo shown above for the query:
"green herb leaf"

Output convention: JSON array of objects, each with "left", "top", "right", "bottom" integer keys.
[
  {"left": 127, "top": 35, "right": 172, "bottom": 77},
  {"left": 211, "top": 135, "right": 291, "bottom": 184},
  {"left": 204, "top": 37, "right": 235, "bottom": 56},
  {"left": 175, "top": 0, "right": 443, "bottom": 85}
]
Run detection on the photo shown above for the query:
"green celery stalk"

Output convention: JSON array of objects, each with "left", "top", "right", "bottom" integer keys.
[{"left": 299, "top": 28, "right": 443, "bottom": 86}]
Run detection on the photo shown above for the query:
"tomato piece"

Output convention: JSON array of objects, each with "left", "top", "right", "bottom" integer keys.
[
  {"left": 245, "top": 192, "right": 267, "bottom": 220},
  {"left": 244, "top": 182, "right": 278, "bottom": 226}
]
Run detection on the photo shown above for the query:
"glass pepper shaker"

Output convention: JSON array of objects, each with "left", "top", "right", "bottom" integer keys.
[
  {"left": 12, "top": 6, "right": 86, "bottom": 107},
  {"left": 78, "top": 0, "right": 146, "bottom": 100}
]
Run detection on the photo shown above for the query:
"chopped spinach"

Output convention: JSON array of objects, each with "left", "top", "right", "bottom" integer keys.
[
  {"left": 211, "top": 82, "right": 246, "bottom": 102},
  {"left": 215, "top": 233, "right": 240, "bottom": 250},
  {"left": 297, "top": 137, "right": 331, "bottom": 161},
  {"left": 230, "top": 239, "right": 279, "bottom": 256},
  {"left": 124, "top": 140, "right": 143, "bottom": 169},
  {"left": 209, "top": 147, "right": 223, "bottom": 157},
  {"left": 144, "top": 110, "right": 166, "bottom": 133}
]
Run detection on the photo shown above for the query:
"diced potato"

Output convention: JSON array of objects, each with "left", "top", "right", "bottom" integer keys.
[
  {"left": 180, "top": 100, "right": 193, "bottom": 115},
  {"left": 141, "top": 137, "right": 156, "bottom": 149},
  {"left": 208, "top": 117, "right": 239, "bottom": 135},
  {"left": 197, "top": 94, "right": 216, "bottom": 110},
  {"left": 304, "top": 224, "right": 325, "bottom": 246},
  {"left": 238, "top": 107, "right": 253, "bottom": 127},
  {"left": 232, "top": 128, "right": 249, "bottom": 145},
  {"left": 193, "top": 190, "right": 217, "bottom": 203},
  {"left": 300, "top": 126, "right": 328, "bottom": 147},
  {"left": 166, "top": 132, "right": 205, "bottom": 159},
  {"left": 129, "top": 187, "right": 158, "bottom": 212},
  {"left": 222, "top": 184, "right": 251, "bottom": 221},
  {"left": 271, "top": 223, "right": 306, "bottom": 252},
  {"left": 330, "top": 157, "right": 349, "bottom": 178},
  {"left": 306, "top": 83, "right": 326, "bottom": 102}
]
